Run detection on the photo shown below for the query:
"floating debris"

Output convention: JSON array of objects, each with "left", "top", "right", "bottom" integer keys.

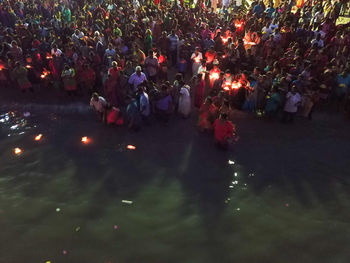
[
  {"left": 23, "top": 112, "right": 31, "bottom": 117},
  {"left": 56, "top": 208, "right": 61, "bottom": 212},
  {"left": 126, "top": 145, "right": 136, "bottom": 150},
  {"left": 35, "top": 134, "right": 43, "bottom": 141},
  {"left": 81, "top": 136, "right": 90, "bottom": 144},
  {"left": 75, "top": 226, "right": 81, "bottom": 232},
  {"left": 14, "top": 148, "right": 23, "bottom": 155},
  {"left": 122, "top": 200, "right": 133, "bottom": 204},
  {"left": 114, "top": 225, "right": 118, "bottom": 230}
]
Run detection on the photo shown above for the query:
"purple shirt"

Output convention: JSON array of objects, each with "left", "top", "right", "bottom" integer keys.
[{"left": 156, "top": 95, "right": 172, "bottom": 111}]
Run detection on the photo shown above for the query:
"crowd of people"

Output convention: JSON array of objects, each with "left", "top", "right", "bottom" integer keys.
[{"left": 0, "top": 0, "right": 349, "bottom": 148}]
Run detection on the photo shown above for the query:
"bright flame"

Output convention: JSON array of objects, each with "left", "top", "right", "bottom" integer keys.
[
  {"left": 231, "top": 81, "right": 242, "bottom": 89},
  {"left": 126, "top": 145, "right": 136, "bottom": 150},
  {"left": 235, "top": 22, "right": 243, "bottom": 28},
  {"left": 35, "top": 134, "right": 42, "bottom": 141},
  {"left": 221, "top": 36, "right": 229, "bottom": 44},
  {"left": 158, "top": 55, "right": 165, "bottom": 64},
  {"left": 14, "top": 148, "right": 22, "bottom": 155},
  {"left": 209, "top": 72, "right": 219, "bottom": 81},
  {"left": 40, "top": 68, "right": 50, "bottom": 79},
  {"left": 81, "top": 136, "right": 90, "bottom": 144}
]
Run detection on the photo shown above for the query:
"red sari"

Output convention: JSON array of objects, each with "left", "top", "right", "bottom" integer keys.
[
  {"left": 213, "top": 119, "right": 235, "bottom": 143},
  {"left": 107, "top": 107, "right": 124, "bottom": 125},
  {"left": 198, "top": 103, "right": 218, "bottom": 130},
  {"left": 194, "top": 79, "right": 205, "bottom": 108}
]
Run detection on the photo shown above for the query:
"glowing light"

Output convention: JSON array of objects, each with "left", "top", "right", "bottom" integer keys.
[
  {"left": 228, "top": 160, "right": 235, "bottom": 164},
  {"left": 35, "top": 134, "right": 42, "bottom": 141},
  {"left": 14, "top": 148, "right": 23, "bottom": 155},
  {"left": 209, "top": 72, "right": 219, "bottom": 81},
  {"left": 0, "top": 64, "right": 5, "bottom": 71},
  {"left": 158, "top": 55, "right": 165, "bottom": 64},
  {"left": 81, "top": 136, "right": 90, "bottom": 144},
  {"left": 40, "top": 68, "right": 50, "bottom": 79},
  {"left": 194, "top": 57, "right": 201, "bottom": 63},
  {"left": 235, "top": 22, "right": 243, "bottom": 28},
  {"left": 231, "top": 81, "right": 242, "bottom": 89},
  {"left": 25, "top": 65, "right": 32, "bottom": 69},
  {"left": 126, "top": 145, "right": 136, "bottom": 150},
  {"left": 56, "top": 208, "right": 60, "bottom": 212},
  {"left": 122, "top": 200, "right": 133, "bottom": 204},
  {"left": 46, "top": 53, "right": 53, "bottom": 59},
  {"left": 221, "top": 36, "right": 229, "bottom": 44}
]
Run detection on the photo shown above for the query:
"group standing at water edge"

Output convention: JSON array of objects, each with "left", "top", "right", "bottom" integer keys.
[{"left": 1, "top": 0, "right": 350, "bottom": 148}]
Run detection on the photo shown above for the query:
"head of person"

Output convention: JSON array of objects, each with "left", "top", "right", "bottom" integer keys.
[
  {"left": 175, "top": 73, "right": 183, "bottom": 81},
  {"left": 112, "top": 61, "right": 118, "bottom": 68},
  {"left": 92, "top": 92, "right": 99, "bottom": 101},
  {"left": 205, "top": 96, "right": 213, "bottom": 105},
  {"left": 135, "top": 66, "right": 142, "bottom": 76},
  {"left": 137, "top": 86, "right": 145, "bottom": 94},
  {"left": 220, "top": 113, "right": 228, "bottom": 121}
]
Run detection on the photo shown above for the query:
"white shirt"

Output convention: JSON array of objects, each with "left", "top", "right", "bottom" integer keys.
[
  {"left": 191, "top": 52, "right": 203, "bottom": 63},
  {"left": 284, "top": 92, "right": 301, "bottom": 113},
  {"left": 90, "top": 96, "right": 107, "bottom": 112},
  {"left": 140, "top": 92, "right": 150, "bottom": 116},
  {"left": 128, "top": 72, "right": 147, "bottom": 91},
  {"left": 51, "top": 48, "right": 62, "bottom": 57}
]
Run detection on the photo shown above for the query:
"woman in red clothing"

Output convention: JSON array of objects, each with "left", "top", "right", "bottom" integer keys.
[
  {"left": 192, "top": 73, "right": 205, "bottom": 108},
  {"left": 79, "top": 63, "right": 96, "bottom": 95},
  {"left": 198, "top": 97, "right": 218, "bottom": 132},
  {"left": 106, "top": 105, "right": 124, "bottom": 126},
  {"left": 213, "top": 113, "right": 236, "bottom": 149}
]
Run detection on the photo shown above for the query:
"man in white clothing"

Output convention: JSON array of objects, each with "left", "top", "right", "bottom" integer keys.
[
  {"left": 128, "top": 66, "right": 147, "bottom": 93},
  {"left": 90, "top": 92, "right": 107, "bottom": 121},
  {"left": 282, "top": 86, "right": 301, "bottom": 123},
  {"left": 138, "top": 86, "right": 150, "bottom": 123}
]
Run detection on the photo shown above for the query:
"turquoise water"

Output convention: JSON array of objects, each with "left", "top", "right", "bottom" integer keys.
[{"left": 0, "top": 109, "right": 349, "bottom": 263}]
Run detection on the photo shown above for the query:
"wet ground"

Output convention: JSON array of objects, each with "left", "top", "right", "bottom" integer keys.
[{"left": 0, "top": 102, "right": 350, "bottom": 263}]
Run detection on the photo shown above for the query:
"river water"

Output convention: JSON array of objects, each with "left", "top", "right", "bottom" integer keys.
[{"left": 0, "top": 107, "right": 349, "bottom": 263}]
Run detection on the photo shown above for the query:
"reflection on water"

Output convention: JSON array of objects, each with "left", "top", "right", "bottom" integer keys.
[{"left": 0, "top": 111, "right": 36, "bottom": 137}]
